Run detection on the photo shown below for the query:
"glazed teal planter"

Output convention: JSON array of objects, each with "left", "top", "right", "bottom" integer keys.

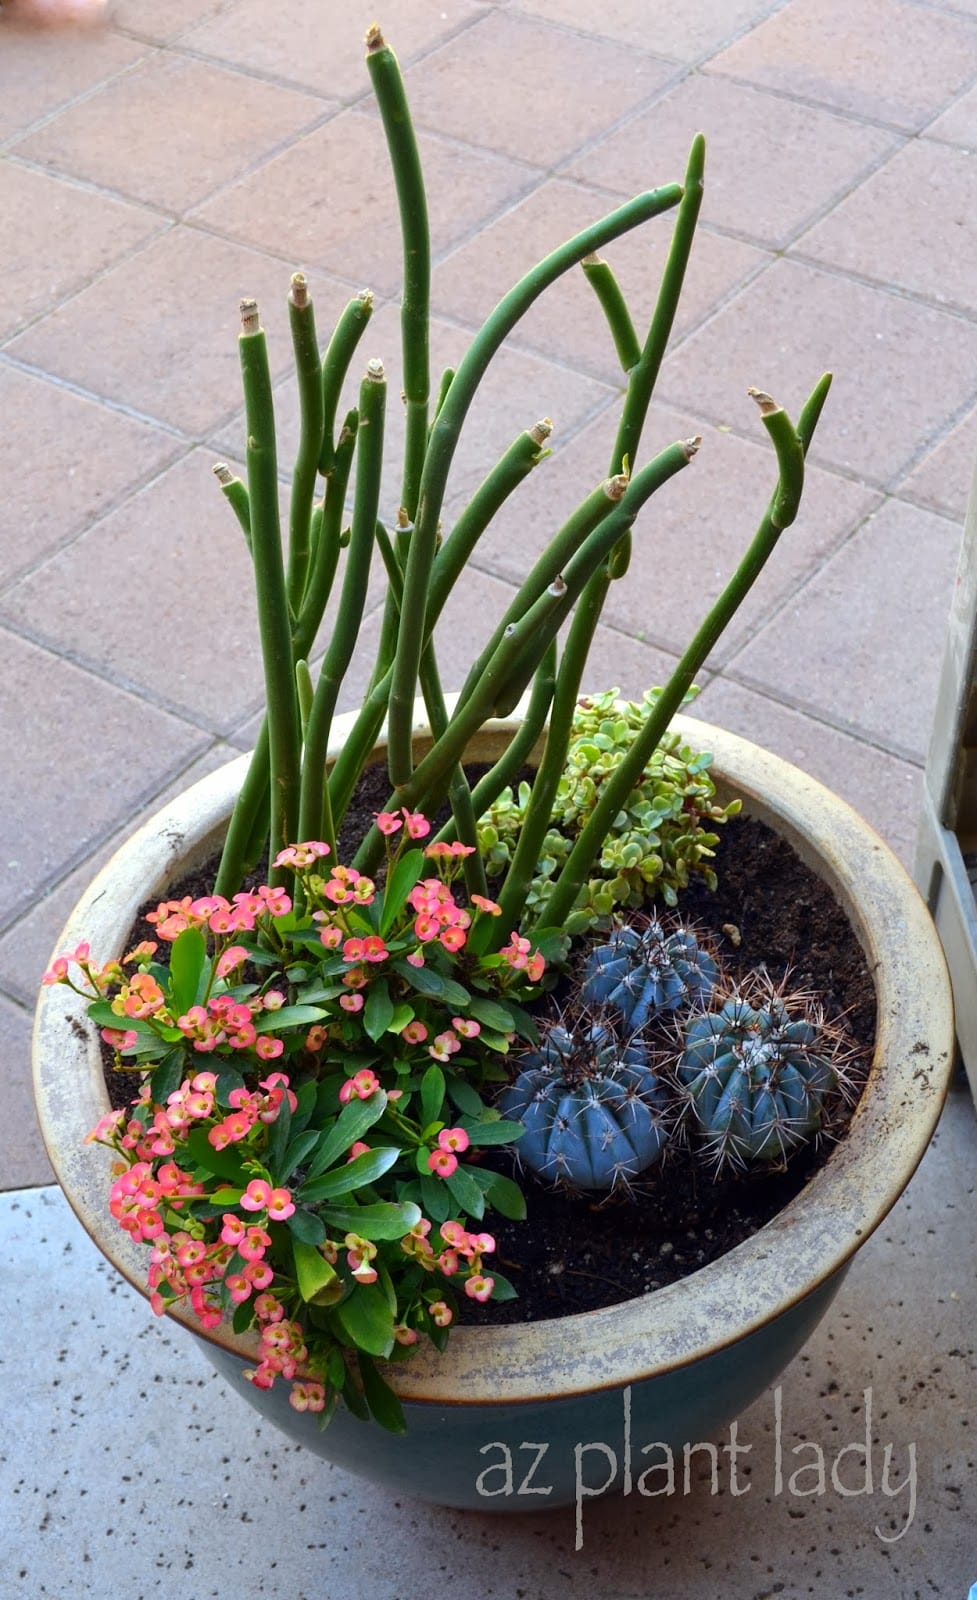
[{"left": 33, "top": 713, "right": 954, "bottom": 1511}]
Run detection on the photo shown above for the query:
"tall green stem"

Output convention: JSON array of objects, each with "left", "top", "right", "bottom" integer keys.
[
  {"left": 366, "top": 25, "right": 430, "bottom": 520},
  {"left": 385, "top": 183, "right": 683, "bottom": 791},
  {"left": 537, "top": 382, "right": 828, "bottom": 931},
  {"left": 238, "top": 299, "right": 301, "bottom": 885},
  {"left": 286, "top": 273, "right": 324, "bottom": 615},
  {"left": 298, "top": 361, "right": 386, "bottom": 851}
]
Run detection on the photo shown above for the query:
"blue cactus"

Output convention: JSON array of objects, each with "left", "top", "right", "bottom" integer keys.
[
  {"left": 675, "top": 987, "right": 842, "bottom": 1170},
  {"left": 582, "top": 916, "right": 719, "bottom": 1031},
  {"left": 499, "top": 1022, "right": 669, "bottom": 1190}
]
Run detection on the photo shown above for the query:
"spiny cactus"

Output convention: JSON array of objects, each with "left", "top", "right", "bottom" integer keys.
[
  {"left": 499, "top": 1021, "right": 669, "bottom": 1190},
  {"left": 582, "top": 914, "right": 720, "bottom": 1031},
  {"left": 674, "top": 980, "right": 849, "bottom": 1171}
]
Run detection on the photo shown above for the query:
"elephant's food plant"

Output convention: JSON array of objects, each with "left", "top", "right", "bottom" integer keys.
[{"left": 45, "top": 25, "right": 837, "bottom": 1432}]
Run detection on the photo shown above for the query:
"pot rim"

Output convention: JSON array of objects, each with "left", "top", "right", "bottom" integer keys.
[{"left": 32, "top": 711, "right": 954, "bottom": 1406}]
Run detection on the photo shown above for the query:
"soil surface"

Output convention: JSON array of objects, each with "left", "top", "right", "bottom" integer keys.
[{"left": 105, "top": 767, "right": 875, "bottom": 1325}]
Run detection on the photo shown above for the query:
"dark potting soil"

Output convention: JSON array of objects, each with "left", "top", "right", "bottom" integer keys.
[{"left": 105, "top": 764, "right": 876, "bottom": 1326}]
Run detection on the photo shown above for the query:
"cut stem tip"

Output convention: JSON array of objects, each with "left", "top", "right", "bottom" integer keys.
[
  {"left": 239, "top": 298, "right": 260, "bottom": 335},
  {"left": 747, "top": 387, "right": 778, "bottom": 416}
]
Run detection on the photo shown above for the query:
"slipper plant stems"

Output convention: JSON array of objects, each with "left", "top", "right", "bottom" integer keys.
[{"left": 529, "top": 376, "right": 832, "bottom": 940}]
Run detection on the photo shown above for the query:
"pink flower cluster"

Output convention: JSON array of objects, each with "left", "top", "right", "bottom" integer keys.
[
  {"left": 176, "top": 990, "right": 287, "bottom": 1059},
  {"left": 145, "top": 886, "right": 291, "bottom": 942},
  {"left": 400, "top": 1216, "right": 496, "bottom": 1310}
]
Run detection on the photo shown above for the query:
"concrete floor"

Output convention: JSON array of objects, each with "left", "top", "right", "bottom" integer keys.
[{"left": 2, "top": 0, "right": 976, "bottom": 1593}]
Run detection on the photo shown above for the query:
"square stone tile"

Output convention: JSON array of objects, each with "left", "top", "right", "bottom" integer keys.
[
  {"left": 658, "top": 258, "right": 977, "bottom": 485},
  {"left": 727, "top": 498, "right": 963, "bottom": 762},
  {"left": 397, "top": 10, "right": 678, "bottom": 165},
  {"left": 1, "top": 451, "right": 269, "bottom": 732},
  {"left": 708, "top": 0, "right": 977, "bottom": 131},
  {"left": 110, "top": 0, "right": 232, "bottom": 44},
  {"left": 432, "top": 179, "right": 769, "bottom": 385},
  {"left": 693, "top": 677, "right": 924, "bottom": 867},
  {"left": 0, "top": 18, "right": 146, "bottom": 141},
  {"left": 0, "top": 627, "right": 206, "bottom": 926},
  {"left": 0, "top": 991, "right": 53, "bottom": 1190},
  {"left": 465, "top": 401, "right": 880, "bottom": 665},
  {"left": 571, "top": 75, "right": 896, "bottom": 249},
  {"left": 14, "top": 53, "right": 329, "bottom": 214},
  {"left": 800, "top": 140, "right": 977, "bottom": 318},
  {"left": 183, "top": 0, "right": 484, "bottom": 99},
  {"left": 0, "top": 367, "right": 182, "bottom": 588},
  {"left": 510, "top": 0, "right": 781, "bottom": 62},
  {"left": 9, "top": 230, "right": 354, "bottom": 435},
  {"left": 0, "top": 159, "right": 161, "bottom": 341},
  {"left": 212, "top": 299, "right": 616, "bottom": 521},
  {"left": 898, "top": 405, "right": 977, "bottom": 522},
  {"left": 0, "top": 743, "right": 236, "bottom": 1008},
  {"left": 190, "top": 108, "right": 536, "bottom": 300}
]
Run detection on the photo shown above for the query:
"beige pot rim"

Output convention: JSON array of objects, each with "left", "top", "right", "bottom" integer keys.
[{"left": 32, "top": 711, "right": 954, "bottom": 1406}]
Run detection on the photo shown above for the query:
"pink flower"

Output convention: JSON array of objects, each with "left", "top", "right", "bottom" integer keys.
[
  {"left": 375, "top": 811, "right": 403, "bottom": 835},
  {"left": 216, "top": 945, "right": 249, "bottom": 979},
  {"left": 470, "top": 893, "right": 501, "bottom": 916},
  {"left": 289, "top": 1381, "right": 326, "bottom": 1413},
  {"left": 259, "top": 886, "right": 292, "bottom": 917},
  {"left": 100, "top": 1027, "right": 138, "bottom": 1051},
  {"left": 452, "top": 1016, "right": 481, "bottom": 1040},
  {"left": 428, "top": 1300, "right": 453, "bottom": 1327},
  {"left": 438, "top": 1127, "right": 470, "bottom": 1154},
  {"left": 273, "top": 841, "right": 330, "bottom": 870},
  {"left": 427, "top": 1149, "right": 458, "bottom": 1179},
  {"left": 240, "top": 1179, "right": 272, "bottom": 1213},
  {"left": 439, "top": 925, "right": 467, "bottom": 953},
  {"left": 266, "top": 1188, "right": 295, "bottom": 1221},
  {"left": 402, "top": 810, "right": 431, "bottom": 839},
  {"left": 339, "top": 1068, "right": 380, "bottom": 1103},
  {"left": 401, "top": 1019, "right": 428, "bottom": 1044},
  {"left": 347, "top": 1141, "right": 371, "bottom": 1162},
  {"left": 255, "top": 1035, "right": 284, "bottom": 1060},
  {"left": 394, "top": 1325, "right": 419, "bottom": 1346},
  {"left": 464, "top": 1274, "right": 495, "bottom": 1302},
  {"left": 339, "top": 993, "right": 364, "bottom": 1014},
  {"left": 343, "top": 934, "right": 388, "bottom": 964}
]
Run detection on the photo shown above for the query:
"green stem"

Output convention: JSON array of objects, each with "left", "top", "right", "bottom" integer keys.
[
  {"left": 581, "top": 254, "right": 640, "bottom": 372},
  {"left": 385, "top": 183, "right": 683, "bottom": 793},
  {"left": 537, "top": 384, "right": 825, "bottom": 931},
  {"left": 487, "top": 439, "right": 697, "bottom": 715},
  {"left": 318, "top": 291, "right": 374, "bottom": 476},
  {"left": 296, "top": 411, "right": 357, "bottom": 649},
  {"left": 453, "top": 468, "right": 630, "bottom": 714},
  {"left": 606, "top": 133, "right": 705, "bottom": 581},
  {"left": 367, "top": 24, "right": 430, "bottom": 520},
  {"left": 489, "top": 575, "right": 608, "bottom": 948},
  {"left": 214, "top": 720, "right": 269, "bottom": 896},
  {"left": 238, "top": 299, "right": 301, "bottom": 885},
  {"left": 417, "top": 649, "right": 487, "bottom": 897},
  {"left": 286, "top": 273, "right": 325, "bottom": 616},
  {"left": 298, "top": 361, "right": 386, "bottom": 851},
  {"left": 213, "top": 463, "right": 251, "bottom": 552},
  {"left": 427, "top": 420, "right": 552, "bottom": 629},
  {"left": 443, "top": 642, "right": 556, "bottom": 838}
]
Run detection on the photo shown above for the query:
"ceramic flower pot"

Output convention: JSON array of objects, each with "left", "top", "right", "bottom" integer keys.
[{"left": 33, "top": 712, "right": 954, "bottom": 1512}]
